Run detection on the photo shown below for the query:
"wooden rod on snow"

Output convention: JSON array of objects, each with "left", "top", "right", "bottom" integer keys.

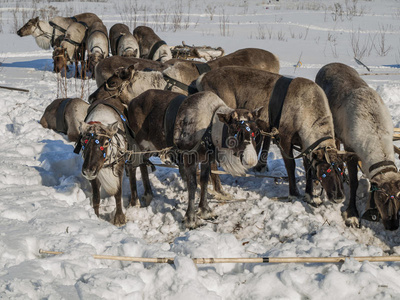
[
  {"left": 360, "top": 72, "right": 400, "bottom": 76},
  {"left": 38, "top": 250, "right": 400, "bottom": 264},
  {"left": 0, "top": 85, "right": 29, "bottom": 93}
]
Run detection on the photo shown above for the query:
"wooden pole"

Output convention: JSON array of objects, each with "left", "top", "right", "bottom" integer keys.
[
  {"left": 360, "top": 73, "right": 400, "bottom": 76},
  {"left": 0, "top": 85, "right": 29, "bottom": 93},
  {"left": 38, "top": 250, "right": 400, "bottom": 264}
]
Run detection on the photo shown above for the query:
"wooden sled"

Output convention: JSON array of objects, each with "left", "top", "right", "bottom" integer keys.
[{"left": 170, "top": 41, "right": 224, "bottom": 61}]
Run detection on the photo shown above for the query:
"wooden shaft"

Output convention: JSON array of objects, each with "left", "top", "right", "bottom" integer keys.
[
  {"left": 360, "top": 73, "right": 400, "bottom": 76},
  {"left": 0, "top": 85, "right": 29, "bottom": 93},
  {"left": 38, "top": 250, "right": 400, "bottom": 264}
]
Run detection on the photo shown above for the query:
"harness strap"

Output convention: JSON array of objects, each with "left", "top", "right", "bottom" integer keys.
[
  {"left": 55, "top": 98, "right": 72, "bottom": 133},
  {"left": 369, "top": 160, "right": 397, "bottom": 179},
  {"left": 70, "top": 16, "right": 78, "bottom": 22},
  {"left": 164, "top": 95, "right": 187, "bottom": 147},
  {"left": 90, "top": 45, "right": 104, "bottom": 55},
  {"left": 64, "top": 37, "right": 82, "bottom": 47},
  {"left": 163, "top": 74, "right": 197, "bottom": 94},
  {"left": 148, "top": 40, "right": 166, "bottom": 60},
  {"left": 78, "top": 21, "right": 89, "bottom": 29},
  {"left": 195, "top": 63, "right": 211, "bottom": 75},
  {"left": 280, "top": 136, "right": 334, "bottom": 160},
  {"left": 268, "top": 76, "right": 294, "bottom": 130},
  {"left": 49, "top": 21, "right": 67, "bottom": 34},
  {"left": 115, "top": 34, "right": 124, "bottom": 54}
]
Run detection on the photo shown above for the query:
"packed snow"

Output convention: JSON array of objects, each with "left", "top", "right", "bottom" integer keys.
[{"left": 1, "top": 0, "right": 400, "bottom": 299}]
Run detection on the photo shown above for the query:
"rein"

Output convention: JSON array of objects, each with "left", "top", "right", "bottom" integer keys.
[{"left": 163, "top": 74, "right": 197, "bottom": 94}]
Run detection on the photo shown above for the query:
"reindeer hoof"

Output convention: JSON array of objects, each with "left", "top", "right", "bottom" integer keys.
[
  {"left": 129, "top": 198, "right": 141, "bottom": 208},
  {"left": 184, "top": 214, "right": 200, "bottom": 229},
  {"left": 304, "top": 194, "right": 323, "bottom": 207},
  {"left": 114, "top": 212, "right": 127, "bottom": 226},
  {"left": 141, "top": 193, "right": 153, "bottom": 207}
]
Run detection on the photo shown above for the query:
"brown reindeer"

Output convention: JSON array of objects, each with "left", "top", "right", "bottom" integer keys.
[
  {"left": 163, "top": 48, "right": 280, "bottom": 88},
  {"left": 197, "top": 66, "right": 348, "bottom": 205},
  {"left": 17, "top": 13, "right": 101, "bottom": 50},
  {"left": 86, "top": 21, "right": 109, "bottom": 76},
  {"left": 89, "top": 48, "right": 280, "bottom": 104},
  {"left": 316, "top": 62, "right": 400, "bottom": 231},
  {"left": 132, "top": 26, "right": 172, "bottom": 63},
  {"left": 93, "top": 56, "right": 177, "bottom": 88},
  {"left": 75, "top": 97, "right": 153, "bottom": 226},
  {"left": 40, "top": 98, "right": 89, "bottom": 142},
  {"left": 127, "top": 89, "right": 261, "bottom": 228},
  {"left": 109, "top": 23, "right": 140, "bottom": 58}
]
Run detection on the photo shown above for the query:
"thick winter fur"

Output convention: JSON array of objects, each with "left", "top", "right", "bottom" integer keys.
[
  {"left": 17, "top": 13, "right": 102, "bottom": 50},
  {"left": 197, "top": 66, "right": 345, "bottom": 204},
  {"left": 79, "top": 98, "right": 152, "bottom": 226},
  {"left": 132, "top": 26, "right": 172, "bottom": 63},
  {"left": 39, "top": 98, "right": 89, "bottom": 142},
  {"left": 94, "top": 56, "right": 175, "bottom": 87},
  {"left": 127, "top": 89, "right": 260, "bottom": 228},
  {"left": 316, "top": 62, "right": 400, "bottom": 230},
  {"left": 86, "top": 21, "right": 109, "bottom": 75},
  {"left": 163, "top": 48, "right": 280, "bottom": 87},
  {"left": 109, "top": 23, "right": 139, "bottom": 58}
]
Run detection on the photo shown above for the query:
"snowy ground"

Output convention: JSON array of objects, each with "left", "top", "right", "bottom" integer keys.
[{"left": 1, "top": 0, "right": 400, "bottom": 299}]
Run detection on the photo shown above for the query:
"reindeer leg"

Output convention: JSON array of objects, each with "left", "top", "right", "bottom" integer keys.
[
  {"left": 198, "top": 162, "right": 215, "bottom": 220},
  {"left": 127, "top": 165, "right": 140, "bottom": 208},
  {"left": 114, "top": 170, "right": 126, "bottom": 226},
  {"left": 90, "top": 178, "right": 101, "bottom": 217},
  {"left": 210, "top": 161, "right": 227, "bottom": 195},
  {"left": 303, "top": 157, "right": 323, "bottom": 207},
  {"left": 140, "top": 164, "right": 153, "bottom": 207},
  {"left": 183, "top": 157, "right": 198, "bottom": 229},
  {"left": 281, "top": 143, "right": 300, "bottom": 201},
  {"left": 253, "top": 136, "right": 271, "bottom": 172},
  {"left": 343, "top": 156, "right": 360, "bottom": 227}
]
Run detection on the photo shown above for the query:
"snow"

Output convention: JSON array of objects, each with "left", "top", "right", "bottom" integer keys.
[{"left": 1, "top": 0, "right": 400, "bottom": 299}]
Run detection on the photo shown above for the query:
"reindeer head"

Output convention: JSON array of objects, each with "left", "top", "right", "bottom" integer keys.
[
  {"left": 310, "top": 147, "right": 346, "bottom": 203},
  {"left": 52, "top": 46, "right": 69, "bottom": 73},
  {"left": 88, "top": 52, "right": 105, "bottom": 75},
  {"left": 78, "top": 121, "right": 119, "bottom": 180},
  {"left": 370, "top": 172, "right": 400, "bottom": 231},
  {"left": 17, "top": 17, "right": 39, "bottom": 37},
  {"left": 217, "top": 107, "right": 263, "bottom": 170},
  {"left": 89, "top": 65, "right": 135, "bottom": 105}
]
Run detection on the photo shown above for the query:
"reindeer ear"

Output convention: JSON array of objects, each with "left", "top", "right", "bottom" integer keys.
[
  {"left": 120, "top": 65, "right": 135, "bottom": 80},
  {"left": 251, "top": 106, "right": 264, "bottom": 119},
  {"left": 34, "top": 17, "right": 39, "bottom": 23},
  {"left": 108, "top": 121, "right": 119, "bottom": 135},
  {"left": 217, "top": 113, "right": 230, "bottom": 124}
]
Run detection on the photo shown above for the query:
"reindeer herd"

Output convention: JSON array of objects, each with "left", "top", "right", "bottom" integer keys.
[{"left": 18, "top": 12, "right": 400, "bottom": 231}]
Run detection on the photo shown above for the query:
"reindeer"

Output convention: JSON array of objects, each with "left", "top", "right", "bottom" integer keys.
[
  {"left": 75, "top": 97, "right": 153, "bottom": 226},
  {"left": 89, "top": 47, "right": 280, "bottom": 103},
  {"left": 17, "top": 13, "right": 102, "bottom": 50},
  {"left": 132, "top": 26, "right": 172, "bottom": 63},
  {"left": 316, "top": 62, "right": 400, "bottom": 231},
  {"left": 93, "top": 56, "right": 180, "bottom": 88},
  {"left": 197, "top": 66, "right": 348, "bottom": 205},
  {"left": 163, "top": 48, "right": 280, "bottom": 88},
  {"left": 40, "top": 97, "right": 89, "bottom": 142},
  {"left": 127, "top": 89, "right": 261, "bottom": 228},
  {"left": 86, "top": 21, "right": 109, "bottom": 76},
  {"left": 109, "top": 23, "right": 140, "bottom": 58},
  {"left": 53, "top": 22, "right": 88, "bottom": 77}
]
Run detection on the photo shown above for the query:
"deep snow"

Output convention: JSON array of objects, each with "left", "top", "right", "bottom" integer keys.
[{"left": 1, "top": 0, "right": 400, "bottom": 299}]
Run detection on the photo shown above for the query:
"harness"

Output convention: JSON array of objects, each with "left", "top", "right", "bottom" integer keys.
[
  {"left": 361, "top": 160, "right": 398, "bottom": 222},
  {"left": 163, "top": 74, "right": 198, "bottom": 94},
  {"left": 115, "top": 33, "right": 134, "bottom": 55},
  {"left": 162, "top": 96, "right": 218, "bottom": 163},
  {"left": 195, "top": 63, "right": 211, "bottom": 75},
  {"left": 49, "top": 21, "right": 67, "bottom": 47},
  {"left": 74, "top": 101, "right": 143, "bottom": 168},
  {"left": 148, "top": 40, "right": 167, "bottom": 61},
  {"left": 55, "top": 98, "right": 72, "bottom": 133}
]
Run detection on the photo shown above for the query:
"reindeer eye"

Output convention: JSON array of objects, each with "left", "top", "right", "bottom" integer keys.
[{"left": 104, "top": 140, "right": 109, "bottom": 147}]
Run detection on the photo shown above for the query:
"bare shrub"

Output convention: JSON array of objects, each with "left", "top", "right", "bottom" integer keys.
[
  {"left": 331, "top": 3, "right": 344, "bottom": 21},
  {"left": 205, "top": 5, "right": 216, "bottom": 21},
  {"left": 115, "top": 0, "right": 139, "bottom": 30},
  {"left": 277, "top": 29, "right": 287, "bottom": 42},
  {"left": 374, "top": 23, "right": 392, "bottom": 56},
  {"left": 219, "top": 9, "right": 231, "bottom": 37},
  {"left": 350, "top": 28, "right": 373, "bottom": 60}
]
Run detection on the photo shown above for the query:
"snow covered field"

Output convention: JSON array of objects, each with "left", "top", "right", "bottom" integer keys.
[{"left": 1, "top": 0, "right": 400, "bottom": 299}]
